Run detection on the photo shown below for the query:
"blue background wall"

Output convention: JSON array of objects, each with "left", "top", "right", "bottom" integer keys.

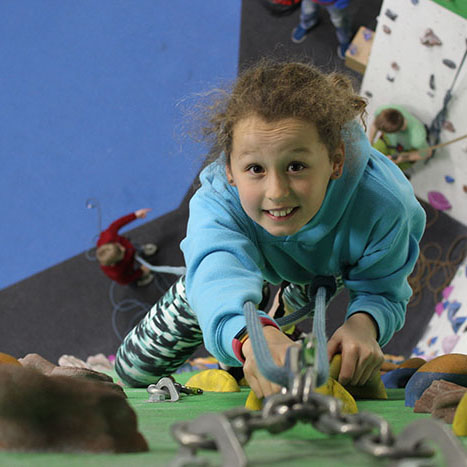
[{"left": 0, "top": 0, "right": 240, "bottom": 289}]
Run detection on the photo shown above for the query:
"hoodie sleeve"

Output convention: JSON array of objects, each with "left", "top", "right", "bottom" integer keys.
[
  {"left": 343, "top": 180, "right": 426, "bottom": 347},
  {"left": 180, "top": 176, "right": 275, "bottom": 366}
]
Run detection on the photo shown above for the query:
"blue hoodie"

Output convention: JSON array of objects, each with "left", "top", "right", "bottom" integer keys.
[{"left": 181, "top": 123, "right": 426, "bottom": 366}]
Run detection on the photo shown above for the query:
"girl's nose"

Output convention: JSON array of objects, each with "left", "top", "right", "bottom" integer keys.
[{"left": 266, "top": 172, "right": 290, "bottom": 201}]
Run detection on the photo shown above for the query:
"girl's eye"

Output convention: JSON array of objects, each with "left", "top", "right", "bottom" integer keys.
[
  {"left": 247, "top": 165, "right": 264, "bottom": 174},
  {"left": 288, "top": 162, "right": 305, "bottom": 172}
]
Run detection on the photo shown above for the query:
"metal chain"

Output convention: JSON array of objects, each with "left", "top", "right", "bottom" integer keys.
[
  {"left": 170, "top": 366, "right": 467, "bottom": 467},
  {"left": 170, "top": 326, "right": 466, "bottom": 467}
]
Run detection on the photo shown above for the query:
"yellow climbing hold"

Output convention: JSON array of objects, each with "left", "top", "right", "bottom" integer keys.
[
  {"left": 315, "top": 377, "right": 358, "bottom": 414},
  {"left": 0, "top": 352, "right": 22, "bottom": 366},
  {"left": 185, "top": 369, "right": 240, "bottom": 393},
  {"left": 453, "top": 392, "right": 467, "bottom": 436},
  {"left": 329, "top": 354, "right": 387, "bottom": 400},
  {"left": 238, "top": 377, "right": 249, "bottom": 387},
  {"left": 245, "top": 390, "right": 263, "bottom": 411}
]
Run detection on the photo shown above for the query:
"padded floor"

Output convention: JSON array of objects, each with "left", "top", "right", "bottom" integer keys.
[{"left": 0, "top": 372, "right": 466, "bottom": 466}]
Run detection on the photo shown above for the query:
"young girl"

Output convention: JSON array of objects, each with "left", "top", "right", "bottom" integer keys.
[{"left": 115, "top": 61, "right": 426, "bottom": 398}]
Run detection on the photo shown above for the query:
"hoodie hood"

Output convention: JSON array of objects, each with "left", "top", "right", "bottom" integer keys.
[{"left": 296, "top": 121, "right": 370, "bottom": 242}]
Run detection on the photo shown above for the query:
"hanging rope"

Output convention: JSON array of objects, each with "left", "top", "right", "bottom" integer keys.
[
  {"left": 84, "top": 198, "right": 102, "bottom": 261},
  {"left": 134, "top": 254, "right": 186, "bottom": 276},
  {"left": 243, "top": 277, "right": 336, "bottom": 389},
  {"left": 84, "top": 198, "right": 186, "bottom": 339},
  {"left": 397, "top": 132, "right": 467, "bottom": 160},
  {"left": 408, "top": 235, "right": 467, "bottom": 307},
  {"left": 109, "top": 281, "right": 151, "bottom": 341},
  {"left": 408, "top": 204, "right": 467, "bottom": 307},
  {"left": 427, "top": 38, "right": 467, "bottom": 152}
]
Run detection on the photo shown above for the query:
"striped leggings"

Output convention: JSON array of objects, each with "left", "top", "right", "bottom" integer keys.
[
  {"left": 115, "top": 275, "right": 343, "bottom": 387},
  {"left": 115, "top": 276, "right": 203, "bottom": 387}
]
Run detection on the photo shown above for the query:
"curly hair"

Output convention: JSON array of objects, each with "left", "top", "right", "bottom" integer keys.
[
  {"left": 200, "top": 60, "right": 367, "bottom": 164},
  {"left": 374, "top": 108, "right": 404, "bottom": 133}
]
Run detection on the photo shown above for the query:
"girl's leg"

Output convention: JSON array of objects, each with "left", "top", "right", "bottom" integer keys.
[
  {"left": 281, "top": 276, "right": 345, "bottom": 322},
  {"left": 327, "top": 6, "right": 352, "bottom": 45},
  {"left": 115, "top": 275, "right": 204, "bottom": 387},
  {"left": 299, "top": 0, "right": 320, "bottom": 30}
]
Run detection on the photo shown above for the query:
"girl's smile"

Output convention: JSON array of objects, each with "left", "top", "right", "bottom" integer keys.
[
  {"left": 226, "top": 115, "right": 345, "bottom": 237},
  {"left": 264, "top": 206, "right": 298, "bottom": 220}
]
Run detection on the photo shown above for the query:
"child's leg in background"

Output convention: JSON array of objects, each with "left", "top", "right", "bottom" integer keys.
[
  {"left": 326, "top": 5, "right": 352, "bottom": 46},
  {"left": 299, "top": 0, "right": 320, "bottom": 30},
  {"left": 115, "top": 276, "right": 204, "bottom": 387}
]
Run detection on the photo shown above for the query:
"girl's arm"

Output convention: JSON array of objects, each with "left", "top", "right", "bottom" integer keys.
[
  {"left": 105, "top": 213, "right": 137, "bottom": 236},
  {"left": 181, "top": 174, "right": 272, "bottom": 367}
]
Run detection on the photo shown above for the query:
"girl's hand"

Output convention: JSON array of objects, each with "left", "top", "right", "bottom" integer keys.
[
  {"left": 242, "top": 326, "right": 297, "bottom": 399},
  {"left": 327, "top": 313, "right": 384, "bottom": 386}
]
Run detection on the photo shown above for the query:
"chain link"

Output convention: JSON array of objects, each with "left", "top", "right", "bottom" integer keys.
[
  {"left": 171, "top": 333, "right": 466, "bottom": 466},
  {"left": 171, "top": 367, "right": 467, "bottom": 467}
]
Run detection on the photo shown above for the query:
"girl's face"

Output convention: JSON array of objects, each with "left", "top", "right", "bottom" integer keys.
[{"left": 226, "top": 115, "right": 344, "bottom": 237}]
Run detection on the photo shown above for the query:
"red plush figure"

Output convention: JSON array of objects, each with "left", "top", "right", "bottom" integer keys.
[{"left": 96, "top": 209, "right": 157, "bottom": 287}]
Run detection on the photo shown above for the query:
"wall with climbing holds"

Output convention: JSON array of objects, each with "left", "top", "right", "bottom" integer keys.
[{"left": 361, "top": 0, "right": 467, "bottom": 226}]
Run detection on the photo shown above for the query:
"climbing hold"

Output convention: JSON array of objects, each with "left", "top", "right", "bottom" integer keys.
[
  {"left": 463, "top": 185, "right": 467, "bottom": 193},
  {"left": 391, "top": 62, "right": 400, "bottom": 71},
  {"left": 445, "top": 175, "right": 455, "bottom": 183},
  {"left": 245, "top": 389, "right": 263, "bottom": 411},
  {"left": 427, "top": 191, "right": 452, "bottom": 211},
  {"left": 429, "top": 74, "right": 435, "bottom": 90},
  {"left": 443, "top": 286, "right": 454, "bottom": 299},
  {"left": 315, "top": 378, "right": 358, "bottom": 414},
  {"left": 383, "top": 25, "right": 391, "bottom": 34},
  {"left": 0, "top": 353, "right": 22, "bottom": 366},
  {"left": 405, "top": 354, "right": 467, "bottom": 407},
  {"left": 428, "top": 336, "right": 438, "bottom": 347},
  {"left": 381, "top": 357, "right": 426, "bottom": 389},
  {"left": 185, "top": 369, "right": 240, "bottom": 392},
  {"left": 329, "top": 354, "right": 387, "bottom": 400},
  {"left": 364, "top": 90, "right": 373, "bottom": 98},
  {"left": 442, "top": 120, "right": 455, "bottom": 132},
  {"left": 443, "top": 59, "right": 456, "bottom": 69},
  {"left": 363, "top": 28, "right": 373, "bottom": 41},
  {"left": 414, "top": 379, "right": 466, "bottom": 414},
  {"left": 385, "top": 9, "right": 398, "bottom": 21},
  {"left": 427, "top": 91, "right": 435, "bottom": 98},
  {"left": 386, "top": 74, "right": 395, "bottom": 83},
  {"left": 381, "top": 361, "right": 398, "bottom": 373},
  {"left": 411, "top": 0, "right": 419, "bottom": 4},
  {"left": 349, "top": 44, "right": 358, "bottom": 56},
  {"left": 453, "top": 392, "right": 467, "bottom": 436},
  {"left": 442, "top": 335, "right": 460, "bottom": 354},
  {"left": 420, "top": 28, "right": 442, "bottom": 47},
  {"left": 382, "top": 367, "right": 417, "bottom": 388},
  {"left": 432, "top": 388, "right": 467, "bottom": 423}
]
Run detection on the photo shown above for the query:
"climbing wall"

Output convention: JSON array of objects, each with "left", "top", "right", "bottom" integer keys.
[
  {"left": 360, "top": 0, "right": 467, "bottom": 226},
  {"left": 410, "top": 255, "right": 467, "bottom": 360}
]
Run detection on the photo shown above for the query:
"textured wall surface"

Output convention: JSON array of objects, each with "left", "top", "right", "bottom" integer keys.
[{"left": 361, "top": 0, "right": 467, "bottom": 226}]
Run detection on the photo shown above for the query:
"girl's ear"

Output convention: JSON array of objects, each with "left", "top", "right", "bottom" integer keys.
[
  {"left": 331, "top": 141, "right": 345, "bottom": 179},
  {"left": 225, "top": 164, "right": 236, "bottom": 186}
]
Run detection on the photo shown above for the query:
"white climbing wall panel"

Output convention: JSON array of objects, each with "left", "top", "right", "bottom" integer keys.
[{"left": 360, "top": 0, "right": 467, "bottom": 226}]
